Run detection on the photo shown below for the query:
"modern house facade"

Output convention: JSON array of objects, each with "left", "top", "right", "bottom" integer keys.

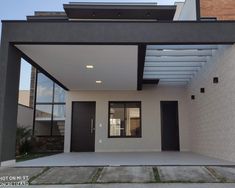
[{"left": 1, "top": 0, "right": 235, "bottom": 166}]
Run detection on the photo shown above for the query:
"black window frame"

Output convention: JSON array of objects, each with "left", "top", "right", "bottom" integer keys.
[
  {"left": 33, "top": 70, "right": 66, "bottom": 137},
  {"left": 108, "top": 101, "right": 142, "bottom": 138}
]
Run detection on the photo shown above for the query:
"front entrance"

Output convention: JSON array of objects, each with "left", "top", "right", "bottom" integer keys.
[
  {"left": 71, "top": 102, "right": 96, "bottom": 152},
  {"left": 161, "top": 101, "right": 180, "bottom": 151}
]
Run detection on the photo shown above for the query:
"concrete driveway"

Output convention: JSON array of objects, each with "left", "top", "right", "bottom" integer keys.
[{"left": 1, "top": 166, "right": 235, "bottom": 186}]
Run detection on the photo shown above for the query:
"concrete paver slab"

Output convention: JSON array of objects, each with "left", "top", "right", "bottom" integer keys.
[
  {"left": 97, "top": 167, "right": 155, "bottom": 183},
  {"left": 0, "top": 167, "right": 45, "bottom": 185},
  {"left": 158, "top": 166, "right": 218, "bottom": 183},
  {"left": 209, "top": 166, "right": 235, "bottom": 182},
  {"left": 31, "top": 167, "right": 98, "bottom": 184}
]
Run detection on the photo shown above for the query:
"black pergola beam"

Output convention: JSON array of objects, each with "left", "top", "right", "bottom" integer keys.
[
  {"left": 143, "top": 79, "right": 159, "bottom": 85},
  {"left": 137, "top": 45, "right": 146, "bottom": 90},
  {"left": 2, "top": 21, "right": 235, "bottom": 44}
]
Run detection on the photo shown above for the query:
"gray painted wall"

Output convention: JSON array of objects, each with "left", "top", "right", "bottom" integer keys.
[
  {"left": 187, "top": 45, "right": 235, "bottom": 162},
  {"left": 64, "top": 86, "right": 190, "bottom": 153}
]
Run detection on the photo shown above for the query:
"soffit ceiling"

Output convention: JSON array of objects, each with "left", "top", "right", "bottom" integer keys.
[{"left": 16, "top": 45, "right": 138, "bottom": 91}]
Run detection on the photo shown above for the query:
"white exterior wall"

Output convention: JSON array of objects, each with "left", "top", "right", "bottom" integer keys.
[
  {"left": 64, "top": 86, "right": 190, "bottom": 153},
  {"left": 187, "top": 45, "right": 235, "bottom": 162},
  {"left": 178, "top": 0, "right": 197, "bottom": 20}
]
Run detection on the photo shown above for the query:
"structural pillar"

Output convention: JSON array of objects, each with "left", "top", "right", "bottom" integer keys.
[{"left": 0, "top": 26, "right": 21, "bottom": 166}]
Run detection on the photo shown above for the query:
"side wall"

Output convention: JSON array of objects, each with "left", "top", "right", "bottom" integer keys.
[
  {"left": 200, "top": 0, "right": 235, "bottom": 20},
  {"left": 64, "top": 86, "right": 190, "bottom": 153},
  {"left": 187, "top": 45, "right": 235, "bottom": 162},
  {"left": 178, "top": 0, "right": 197, "bottom": 20}
]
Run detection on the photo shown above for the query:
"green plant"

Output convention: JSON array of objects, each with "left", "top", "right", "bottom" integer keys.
[{"left": 16, "top": 126, "right": 32, "bottom": 156}]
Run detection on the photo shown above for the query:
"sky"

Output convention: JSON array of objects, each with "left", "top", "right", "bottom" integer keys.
[{"left": 0, "top": 0, "right": 184, "bottom": 90}]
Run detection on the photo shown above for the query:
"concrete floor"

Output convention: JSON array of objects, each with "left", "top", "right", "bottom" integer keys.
[{"left": 16, "top": 152, "right": 235, "bottom": 167}]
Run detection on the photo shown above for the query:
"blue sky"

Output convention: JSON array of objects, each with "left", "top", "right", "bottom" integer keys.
[{"left": 0, "top": 0, "right": 183, "bottom": 90}]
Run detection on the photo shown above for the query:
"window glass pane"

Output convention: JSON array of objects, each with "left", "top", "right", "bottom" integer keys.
[
  {"left": 36, "top": 73, "right": 53, "bottom": 103},
  {"left": 109, "top": 103, "right": 125, "bottom": 137},
  {"left": 126, "top": 107, "right": 141, "bottom": 137},
  {"left": 52, "top": 105, "right": 65, "bottom": 136},
  {"left": 53, "top": 105, "right": 66, "bottom": 120},
  {"left": 54, "top": 84, "right": 65, "bottom": 103},
  {"left": 35, "top": 105, "right": 52, "bottom": 136},
  {"left": 52, "top": 121, "right": 65, "bottom": 136},
  {"left": 109, "top": 102, "right": 141, "bottom": 137}
]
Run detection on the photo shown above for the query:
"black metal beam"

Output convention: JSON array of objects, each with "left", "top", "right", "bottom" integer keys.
[
  {"left": 143, "top": 79, "right": 159, "bottom": 85},
  {"left": 196, "top": 0, "right": 201, "bottom": 21},
  {"left": 137, "top": 45, "right": 146, "bottom": 90}
]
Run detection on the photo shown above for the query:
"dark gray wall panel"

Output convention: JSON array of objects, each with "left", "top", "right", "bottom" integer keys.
[
  {"left": 0, "top": 25, "right": 21, "bottom": 162},
  {"left": 2, "top": 21, "right": 235, "bottom": 44}
]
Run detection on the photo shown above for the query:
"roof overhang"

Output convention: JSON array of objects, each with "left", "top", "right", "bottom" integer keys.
[
  {"left": 2, "top": 20, "right": 235, "bottom": 90},
  {"left": 63, "top": 4, "right": 176, "bottom": 20}
]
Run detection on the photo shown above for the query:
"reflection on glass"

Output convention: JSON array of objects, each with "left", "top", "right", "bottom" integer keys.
[
  {"left": 35, "top": 105, "right": 52, "bottom": 136},
  {"left": 35, "top": 105, "right": 52, "bottom": 120},
  {"left": 109, "top": 103, "right": 124, "bottom": 137},
  {"left": 53, "top": 105, "right": 66, "bottom": 121},
  {"left": 34, "top": 72, "right": 66, "bottom": 136},
  {"left": 36, "top": 73, "right": 53, "bottom": 103},
  {"left": 126, "top": 107, "right": 140, "bottom": 136},
  {"left": 54, "top": 84, "right": 65, "bottom": 103},
  {"left": 109, "top": 102, "right": 141, "bottom": 137},
  {"left": 52, "top": 121, "right": 65, "bottom": 136}
]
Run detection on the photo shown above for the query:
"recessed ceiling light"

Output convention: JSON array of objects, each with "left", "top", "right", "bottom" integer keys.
[
  {"left": 86, "top": 65, "right": 94, "bottom": 69},
  {"left": 96, "top": 80, "right": 102, "bottom": 84}
]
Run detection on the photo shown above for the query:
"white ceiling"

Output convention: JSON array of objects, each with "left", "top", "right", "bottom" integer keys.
[
  {"left": 144, "top": 45, "right": 221, "bottom": 86},
  {"left": 16, "top": 45, "right": 138, "bottom": 90}
]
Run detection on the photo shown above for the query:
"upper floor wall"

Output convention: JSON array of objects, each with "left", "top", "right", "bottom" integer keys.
[
  {"left": 200, "top": 0, "right": 235, "bottom": 20},
  {"left": 175, "top": 0, "right": 197, "bottom": 21}
]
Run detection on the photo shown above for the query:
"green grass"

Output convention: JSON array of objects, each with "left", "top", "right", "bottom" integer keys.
[
  {"left": 153, "top": 167, "right": 161, "bottom": 183},
  {"left": 16, "top": 153, "right": 57, "bottom": 162},
  {"left": 91, "top": 167, "right": 103, "bottom": 183}
]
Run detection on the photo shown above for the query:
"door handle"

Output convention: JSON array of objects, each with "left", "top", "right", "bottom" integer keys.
[{"left": 90, "top": 118, "right": 95, "bottom": 134}]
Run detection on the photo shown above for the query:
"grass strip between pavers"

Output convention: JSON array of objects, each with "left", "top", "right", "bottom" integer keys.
[
  {"left": 206, "top": 167, "right": 227, "bottom": 183},
  {"left": 91, "top": 167, "right": 103, "bottom": 183},
  {"left": 29, "top": 167, "right": 51, "bottom": 184},
  {"left": 153, "top": 167, "right": 161, "bottom": 183}
]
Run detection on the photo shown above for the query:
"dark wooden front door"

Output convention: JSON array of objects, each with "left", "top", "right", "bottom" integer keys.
[
  {"left": 71, "top": 102, "right": 96, "bottom": 152},
  {"left": 161, "top": 101, "right": 180, "bottom": 151}
]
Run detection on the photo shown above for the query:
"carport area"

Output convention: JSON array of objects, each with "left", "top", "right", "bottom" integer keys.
[{"left": 1, "top": 9, "right": 235, "bottom": 167}]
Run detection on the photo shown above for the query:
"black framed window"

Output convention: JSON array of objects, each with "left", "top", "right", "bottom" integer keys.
[
  {"left": 34, "top": 71, "right": 66, "bottom": 136},
  {"left": 109, "top": 102, "right": 141, "bottom": 138}
]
